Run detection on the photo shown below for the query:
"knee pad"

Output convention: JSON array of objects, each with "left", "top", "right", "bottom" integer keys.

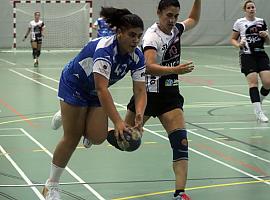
[
  {"left": 37, "top": 50, "right": 41, "bottom": 57},
  {"left": 169, "top": 129, "right": 188, "bottom": 162},
  {"left": 107, "top": 128, "right": 142, "bottom": 152},
  {"left": 32, "top": 48, "right": 37, "bottom": 59}
]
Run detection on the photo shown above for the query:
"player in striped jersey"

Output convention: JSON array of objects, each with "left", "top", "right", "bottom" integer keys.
[
  {"left": 231, "top": 0, "right": 270, "bottom": 123},
  {"left": 125, "top": 0, "right": 201, "bottom": 199},
  {"left": 23, "top": 11, "right": 45, "bottom": 67}
]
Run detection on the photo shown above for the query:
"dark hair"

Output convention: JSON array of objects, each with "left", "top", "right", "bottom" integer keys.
[
  {"left": 34, "top": 11, "right": 40, "bottom": 16},
  {"left": 101, "top": 7, "right": 144, "bottom": 31},
  {"left": 158, "top": 0, "right": 180, "bottom": 11},
  {"left": 243, "top": 0, "right": 255, "bottom": 10}
]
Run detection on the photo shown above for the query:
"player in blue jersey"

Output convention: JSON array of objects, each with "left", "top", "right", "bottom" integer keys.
[
  {"left": 42, "top": 7, "right": 146, "bottom": 200},
  {"left": 108, "top": 1, "right": 200, "bottom": 200},
  {"left": 231, "top": 0, "right": 270, "bottom": 123},
  {"left": 92, "top": 7, "right": 115, "bottom": 37}
]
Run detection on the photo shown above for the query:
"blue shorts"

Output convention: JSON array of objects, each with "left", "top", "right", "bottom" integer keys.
[{"left": 58, "top": 67, "right": 101, "bottom": 107}]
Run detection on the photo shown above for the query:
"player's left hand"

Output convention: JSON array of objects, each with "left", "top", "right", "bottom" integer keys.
[{"left": 259, "top": 31, "right": 269, "bottom": 38}]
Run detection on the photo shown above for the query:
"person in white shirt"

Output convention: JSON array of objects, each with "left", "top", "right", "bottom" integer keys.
[
  {"left": 23, "top": 11, "right": 45, "bottom": 67},
  {"left": 231, "top": 0, "right": 270, "bottom": 123}
]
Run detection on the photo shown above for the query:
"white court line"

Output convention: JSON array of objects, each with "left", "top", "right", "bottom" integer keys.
[
  {"left": 10, "top": 65, "right": 270, "bottom": 189},
  {"left": 0, "top": 145, "right": 45, "bottom": 199},
  {"left": 19, "top": 128, "right": 106, "bottom": 200},
  {"left": 25, "top": 68, "right": 60, "bottom": 83},
  {"left": 188, "top": 130, "right": 270, "bottom": 164},
  {"left": 0, "top": 58, "right": 16, "bottom": 66},
  {"left": 0, "top": 128, "right": 21, "bottom": 131},
  {"left": 203, "top": 86, "right": 270, "bottom": 103},
  {"left": 0, "top": 134, "right": 25, "bottom": 137},
  {"left": 9, "top": 69, "right": 58, "bottom": 92},
  {"left": 203, "top": 65, "right": 239, "bottom": 73}
]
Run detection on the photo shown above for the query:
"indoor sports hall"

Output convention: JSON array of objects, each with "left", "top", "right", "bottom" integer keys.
[{"left": 0, "top": 0, "right": 269, "bottom": 199}]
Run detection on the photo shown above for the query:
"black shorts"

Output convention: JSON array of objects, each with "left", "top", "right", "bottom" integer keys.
[
  {"left": 240, "top": 52, "right": 270, "bottom": 76},
  {"left": 31, "top": 38, "right": 42, "bottom": 44},
  {"left": 127, "top": 92, "right": 184, "bottom": 117}
]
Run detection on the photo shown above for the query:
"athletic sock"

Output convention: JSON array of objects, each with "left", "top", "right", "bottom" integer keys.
[{"left": 49, "top": 162, "right": 65, "bottom": 183}]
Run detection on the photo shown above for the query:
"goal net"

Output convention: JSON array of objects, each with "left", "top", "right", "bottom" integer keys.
[{"left": 13, "top": 0, "right": 92, "bottom": 49}]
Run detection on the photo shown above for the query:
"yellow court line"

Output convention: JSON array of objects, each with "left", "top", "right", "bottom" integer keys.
[
  {"left": 0, "top": 115, "right": 52, "bottom": 125},
  {"left": 112, "top": 179, "right": 270, "bottom": 200}
]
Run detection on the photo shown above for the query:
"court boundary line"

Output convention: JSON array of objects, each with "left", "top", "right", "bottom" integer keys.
[
  {"left": 0, "top": 145, "right": 45, "bottom": 199},
  {"left": 19, "top": 128, "right": 106, "bottom": 200}
]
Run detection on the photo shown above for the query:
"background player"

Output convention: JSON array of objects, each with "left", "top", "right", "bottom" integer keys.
[
  {"left": 231, "top": 0, "right": 270, "bottom": 123},
  {"left": 23, "top": 11, "right": 45, "bottom": 67}
]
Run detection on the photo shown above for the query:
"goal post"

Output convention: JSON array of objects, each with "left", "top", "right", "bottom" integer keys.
[{"left": 12, "top": 0, "right": 93, "bottom": 49}]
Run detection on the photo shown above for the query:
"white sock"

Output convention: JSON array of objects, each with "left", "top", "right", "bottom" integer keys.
[
  {"left": 49, "top": 162, "right": 65, "bottom": 183},
  {"left": 260, "top": 94, "right": 266, "bottom": 102},
  {"left": 253, "top": 102, "right": 263, "bottom": 113}
]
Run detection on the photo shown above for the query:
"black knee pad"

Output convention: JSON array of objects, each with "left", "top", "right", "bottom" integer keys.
[
  {"left": 32, "top": 48, "right": 38, "bottom": 59},
  {"left": 37, "top": 50, "right": 41, "bottom": 57},
  {"left": 168, "top": 129, "right": 188, "bottom": 162}
]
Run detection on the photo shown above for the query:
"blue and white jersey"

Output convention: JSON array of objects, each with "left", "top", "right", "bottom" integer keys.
[
  {"left": 94, "top": 17, "right": 115, "bottom": 37},
  {"left": 61, "top": 35, "right": 145, "bottom": 98}
]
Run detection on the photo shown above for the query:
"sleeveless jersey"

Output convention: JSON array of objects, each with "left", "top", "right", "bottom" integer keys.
[
  {"left": 233, "top": 17, "right": 268, "bottom": 54},
  {"left": 142, "top": 22, "right": 185, "bottom": 94},
  {"left": 62, "top": 35, "right": 145, "bottom": 95},
  {"left": 29, "top": 20, "right": 45, "bottom": 41}
]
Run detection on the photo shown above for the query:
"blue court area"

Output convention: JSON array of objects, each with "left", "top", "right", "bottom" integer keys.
[{"left": 0, "top": 46, "right": 269, "bottom": 199}]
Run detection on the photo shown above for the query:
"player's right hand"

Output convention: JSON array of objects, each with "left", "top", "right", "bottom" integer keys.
[
  {"left": 175, "top": 61, "right": 194, "bottom": 75},
  {"left": 114, "top": 120, "right": 129, "bottom": 141}
]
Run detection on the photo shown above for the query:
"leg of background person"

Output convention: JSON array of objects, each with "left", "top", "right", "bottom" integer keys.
[
  {"left": 246, "top": 72, "right": 268, "bottom": 122},
  {"left": 259, "top": 70, "right": 270, "bottom": 102}
]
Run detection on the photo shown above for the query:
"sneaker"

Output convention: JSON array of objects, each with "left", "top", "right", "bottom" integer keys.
[
  {"left": 34, "top": 59, "right": 38, "bottom": 67},
  {"left": 82, "top": 136, "right": 92, "bottom": 148},
  {"left": 51, "top": 110, "right": 62, "bottom": 130},
  {"left": 173, "top": 193, "right": 191, "bottom": 200},
  {"left": 42, "top": 180, "right": 61, "bottom": 200},
  {"left": 255, "top": 111, "right": 269, "bottom": 123}
]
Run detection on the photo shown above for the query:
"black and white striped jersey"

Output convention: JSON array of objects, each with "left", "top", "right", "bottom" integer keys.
[
  {"left": 233, "top": 17, "right": 267, "bottom": 54},
  {"left": 142, "top": 22, "right": 185, "bottom": 94}
]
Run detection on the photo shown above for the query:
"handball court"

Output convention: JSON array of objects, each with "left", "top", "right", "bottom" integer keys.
[{"left": 0, "top": 46, "right": 269, "bottom": 200}]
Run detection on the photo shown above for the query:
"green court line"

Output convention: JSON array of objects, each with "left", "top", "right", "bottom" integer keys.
[{"left": 111, "top": 179, "right": 270, "bottom": 200}]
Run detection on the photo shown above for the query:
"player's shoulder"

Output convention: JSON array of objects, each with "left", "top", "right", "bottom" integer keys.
[
  {"left": 235, "top": 17, "right": 246, "bottom": 24},
  {"left": 95, "top": 35, "right": 116, "bottom": 52},
  {"left": 131, "top": 47, "right": 144, "bottom": 64},
  {"left": 255, "top": 17, "right": 265, "bottom": 23}
]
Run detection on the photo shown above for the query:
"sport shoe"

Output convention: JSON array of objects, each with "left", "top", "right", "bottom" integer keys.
[
  {"left": 173, "top": 193, "right": 191, "bottom": 200},
  {"left": 51, "top": 110, "right": 62, "bottom": 130},
  {"left": 82, "top": 136, "right": 92, "bottom": 148},
  {"left": 255, "top": 111, "right": 269, "bottom": 123},
  {"left": 34, "top": 59, "right": 38, "bottom": 67},
  {"left": 42, "top": 180, "right": 61, "bottom": 200}
]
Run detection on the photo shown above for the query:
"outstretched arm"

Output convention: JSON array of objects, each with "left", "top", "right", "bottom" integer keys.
[
  {"left": 94, "top": 73, "right": 128, "bottom": 140},
  {"left": 182, "top": 0, "right": 201, "bottom": 31}
]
